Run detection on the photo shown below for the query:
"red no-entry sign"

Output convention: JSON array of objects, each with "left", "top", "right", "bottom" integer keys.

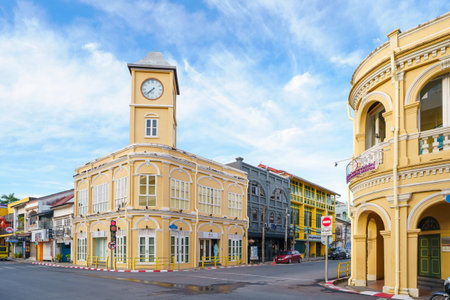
[
  {"left": 321, "top": 216, "right": 332, "bottom": 236},
  {"left": 322, "top": 216, "right": 332, "bottom": 227}
]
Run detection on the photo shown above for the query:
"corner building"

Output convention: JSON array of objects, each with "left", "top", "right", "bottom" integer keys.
[
  {"left": 347, "top": 14, "right": 450, "bottom": 297},
  {"left": 73, "top": 53, "right": 248, "bottom": 270}
]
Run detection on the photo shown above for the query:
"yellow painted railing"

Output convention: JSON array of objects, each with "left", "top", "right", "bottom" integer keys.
[
  {"left": 201, "top": 256, "right": 242, "bottom": 269},
  {"left": 337, "top": 261, "right": 351, "bottom": 279}
]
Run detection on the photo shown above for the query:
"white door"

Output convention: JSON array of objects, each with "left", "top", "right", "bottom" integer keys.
[
  {"left": 139, "top": 236, "right": 155, "bottom": 262},
  {"left": 199, "top": 239, "right": 212, "bottom": 261}
]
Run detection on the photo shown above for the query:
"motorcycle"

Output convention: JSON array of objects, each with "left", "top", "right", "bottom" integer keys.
[{"left": 430, "top": 277, "right": 450, "bottom": 300}]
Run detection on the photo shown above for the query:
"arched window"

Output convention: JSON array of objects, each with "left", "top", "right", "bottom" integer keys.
[
  {"left": 419, "top": 77, "right": 443, "bottom": 131},
  {"left": 365, "top": 102, "right": 386, "bottom": 150},
  {"left": 252, "top": 208, "right": 258, "bottom": 221},
  {"left": 277, "top": 214, "right": 282, "bottom": 225},
  {"left": 271, "top": 188, "right": 286, "bottom": 202},
  {"left": 269, "top": 212, "right": 274, "bottom": 224},
  {"left": 418, "top": 216, "right": 440, "bottom": 231},
  {"left": 418, "top": 74, "right": 450, "bottom": 153},
  {"left": 249, "top": 181, "right": 265, "bottom": 197}
]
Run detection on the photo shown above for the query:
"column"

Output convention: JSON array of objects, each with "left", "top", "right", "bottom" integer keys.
[
  {"left": 407, "top": 229, "right": 420, "bottom": 297},
  {"left": 351, "top": 234, "right": 367, "bottom": 286},
  {"left": 380, "top": 230, "right": 393, "bottom": 294}
]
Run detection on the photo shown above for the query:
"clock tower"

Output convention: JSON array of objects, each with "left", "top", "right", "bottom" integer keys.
[{"left": 127, "top": 52, "right": 179, "bottom": 147}]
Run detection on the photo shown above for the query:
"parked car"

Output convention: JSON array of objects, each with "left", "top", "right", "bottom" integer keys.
[
  {"left": 275, "top": 250, "right": 303, "bottom": 264},
  {"left": 329, "top": 247, "right": 347, "bottom": 260}
]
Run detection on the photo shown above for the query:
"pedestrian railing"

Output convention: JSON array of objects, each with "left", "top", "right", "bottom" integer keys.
[
  {"left": 337, "top": 261, "right": 350, "bottom": 279},
  {"left": 86, "top": 256, "right": 109, "bottom": 268},
  {"left": 200, "top": 255, "right": 242, "bottom": 269}
]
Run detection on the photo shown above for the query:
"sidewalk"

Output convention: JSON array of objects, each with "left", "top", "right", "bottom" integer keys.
[{"left": 324, "top": 277, "right": 433, "bottom": 300}]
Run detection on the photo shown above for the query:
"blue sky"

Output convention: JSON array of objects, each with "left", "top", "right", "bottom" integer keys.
[{"left": 0, "top": 0, "right": 448, "bottom": 201}]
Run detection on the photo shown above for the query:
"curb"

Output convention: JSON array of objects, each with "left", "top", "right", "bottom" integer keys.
[
  {"left": 30, "top": 261, "right": 263, "bottom": 273},
  {"left": 323, "top": 279, "right": 413, "bottom": 299}
]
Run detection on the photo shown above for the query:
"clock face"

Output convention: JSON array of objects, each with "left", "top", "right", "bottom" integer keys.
[{"left": 141, "top": 78, "right": 163, "bottom": 100}]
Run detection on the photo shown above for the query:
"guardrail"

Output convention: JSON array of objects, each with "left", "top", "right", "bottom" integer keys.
[{"left": 337, "top": 261, "right": 350, "bottom": 279}]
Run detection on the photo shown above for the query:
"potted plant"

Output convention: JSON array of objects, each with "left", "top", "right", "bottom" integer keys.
[
  {"left": 66, "top": 254, "right": 71, "bottom": 262},
  {"left": 56, "top": 254, "right": 63, "bottom": 262}
]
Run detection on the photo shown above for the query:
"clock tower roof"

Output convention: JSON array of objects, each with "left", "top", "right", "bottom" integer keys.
[{"left": 127, "top": 51, "right": 179, "bottom": 95}]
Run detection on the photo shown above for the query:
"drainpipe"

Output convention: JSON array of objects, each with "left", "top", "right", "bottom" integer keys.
[
  {"left": 390, "top": 46, "right": 400, "bottom": 295},
  {"left": 194, "top": 162, "right": 199, "bottom": 268}
]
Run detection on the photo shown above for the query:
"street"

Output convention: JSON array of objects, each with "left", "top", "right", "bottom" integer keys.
[{"left": 0, "top": 259, "right": 371, "bottom": 299}]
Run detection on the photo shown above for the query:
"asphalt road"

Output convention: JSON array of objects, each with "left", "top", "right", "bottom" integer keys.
[{"left": 0, "top": 259, "right": 372, "bottom": 299}]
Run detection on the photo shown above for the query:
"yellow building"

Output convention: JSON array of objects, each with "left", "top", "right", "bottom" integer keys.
[
  {"left": 289, "top": 175, "right": 338, "bottom": 257},
  {"left": 347, "top": 13, "right": 450, "bottom": 297},
  {"left": 73, "top": 52, "right": 248, "bottom": 270}
]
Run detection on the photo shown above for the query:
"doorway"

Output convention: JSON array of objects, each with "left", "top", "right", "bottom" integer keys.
[
  {"left": 199, "top": 239, "right": 219, "bottom": 262},
  {"left": 93, "top": 237, "right": 107, "bottom": 258},
  {"left": 418, "top": 234, "right": 441, "bottom": 278}
]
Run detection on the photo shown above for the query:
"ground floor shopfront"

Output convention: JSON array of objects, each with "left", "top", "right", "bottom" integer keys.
[
  {"left": 73, "top": 213, "right": 247, "bottom": 270},
  {"left": 247, "top": 235, "right": 285, "bottom": 263},
  {"left": 292, "top": 238, "right": 325, "bottom": 258},
  {"left": 350, "top": 187, "right": 450, "bottom": 297}
]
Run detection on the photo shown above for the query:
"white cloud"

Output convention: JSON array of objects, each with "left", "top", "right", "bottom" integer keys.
[{"left": 330, "top": 50, "right": 364, "bottom": 67}]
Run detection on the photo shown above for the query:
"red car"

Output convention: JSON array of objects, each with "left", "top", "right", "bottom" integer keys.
[{"left": 275, "top": 250, "right": 303, "bottom": 264}]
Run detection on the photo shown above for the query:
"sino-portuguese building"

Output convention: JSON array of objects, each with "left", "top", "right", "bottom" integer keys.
[
  {"left": 347, "top": 13, "right": 450, "bottom": 297},
  {"left": 72, "top": 52, "right": 248, "bottom": 270}
]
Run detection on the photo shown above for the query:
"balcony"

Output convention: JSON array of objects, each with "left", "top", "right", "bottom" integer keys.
[
  {"left": 346, "top": 142, "right": 385, "bottom": 183},
  {"left": 419, "top": 126, "right": 450, "bottom": 154}
]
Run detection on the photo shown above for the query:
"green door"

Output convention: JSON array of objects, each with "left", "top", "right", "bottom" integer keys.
[{"left": 418, "top": 234, "right": 441, "bottom": 278}]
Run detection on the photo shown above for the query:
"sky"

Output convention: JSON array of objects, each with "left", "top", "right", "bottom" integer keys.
[{"left": 0, "top": 1, "right": 449, "bottom": 202}]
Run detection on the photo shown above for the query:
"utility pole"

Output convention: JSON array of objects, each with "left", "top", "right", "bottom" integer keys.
[
  {"left": 291, "top": 209, "right": 297, "bottom": 250},
  {"left": 262, "top": 205, "right": 266, "bottom": 263},
  {"left": 284, "top": 206, "right": 288, "bottom": 251}
]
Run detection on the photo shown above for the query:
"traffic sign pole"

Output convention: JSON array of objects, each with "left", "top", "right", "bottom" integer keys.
[{"left": 321, "top": 216, "right": 332, "bottom": 282}]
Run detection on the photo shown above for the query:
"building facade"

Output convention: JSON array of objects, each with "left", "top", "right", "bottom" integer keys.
[
  {"left": 72, "top": 52, "right": 248, "bottom": 270},
  {"left": 51, "top": 194, "right": 74, "bottom": 262},
  {"left": 227, "top": 158, "right": 290, "bottom": 262},
  {"left": 288, "top": 174, "right": 338, "bottom": 258},
  {"left": 253, "top": 165, "right": 339, "bottom": 258},
  {"left": 347, "top": 13, "right": 450, "bottom": 297}
]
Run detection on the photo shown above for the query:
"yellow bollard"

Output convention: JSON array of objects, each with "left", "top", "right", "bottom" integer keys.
[
  {"left": 155, "top": 257, "right": 158, "bottom": 271},
  {"left": 172, "top": 256, "right": 175, "bottom": 270},
  {"left": 86, "top": 256, "right": 89, "bottom": 267},
  {"left": 114, "top": 257, "right": 117, "bottom": 270},
  {"left": 95, "top": 256, "right": 98, "bottom": 268},
  {"left": 132, "top": 257, "right": 135, "bottom": 271},
  {"left": 346, "top": 261, "right": 350, "bottom": 277},
  {"left": 106, "top": 256, "right": 109, "bottom": 269},
  {"left": 338, "top": 262, "right": 341, "bottom": 279},
  {"left": 202, "top": 256, "right": 204, "bottom": 269},
  {"left": 214, "top": 256, "right": 217, "bottom": 267},
  {"left": 225, "top": 256, "right": 228, "bottom": 267}
]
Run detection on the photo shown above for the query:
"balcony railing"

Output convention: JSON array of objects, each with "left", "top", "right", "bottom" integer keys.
[
  {"left": 346, "top": 142, "right": 386, "bottom": 183},
  {"left": 419, "top": 127, "right": 450, "bottom": 154}
]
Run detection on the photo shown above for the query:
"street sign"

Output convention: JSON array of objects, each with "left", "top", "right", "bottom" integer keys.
[
  {"left": 5, "top": 227, "right": 13, "bottom": 233},
  {"left": 446, "top": 194, "right": 450, "bottom": 203},
  {"left": 108, "top": 241, "right": 116, "bottom": 250},
  {"left": 169, "top": 224, "right": 178, "bottom": 230},
  {"left": 321, "top": 216, "right": 332, "bottom": 236}
]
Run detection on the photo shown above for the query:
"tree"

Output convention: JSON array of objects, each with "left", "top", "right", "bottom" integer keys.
[{"left": 0, "top": 193, "right": 19, "bottom": 204}]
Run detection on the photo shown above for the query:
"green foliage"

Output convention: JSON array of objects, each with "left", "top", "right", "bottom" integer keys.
[
  {"left": 0, "top": 193, "right": 19, "bottom": 204},
  {"left": 66, "top": 254, "right": 71, "bottom": 260},
  {"left": 56, "top": 254, "right": 63, "bottom": 262},
  {"left": 14, "top": 252, "right": 23, "bottom": 258}
]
